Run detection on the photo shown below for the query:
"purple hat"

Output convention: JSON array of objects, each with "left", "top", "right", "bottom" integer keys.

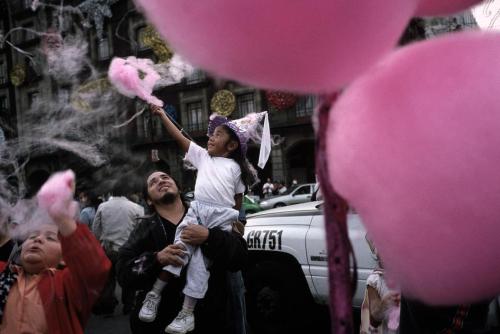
[{"left": 207, "top": 112, "right": 271, "bottom": 168}]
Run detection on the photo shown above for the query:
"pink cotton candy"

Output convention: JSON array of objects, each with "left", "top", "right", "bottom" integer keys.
[
  {"left": 133, "top": 0, "right": 417, "bottom": 93},
  {"left": 416, "top": 0, "right": 482, "bottom": 16},
  {"left": 387, "top": 306, "right": 400, "bottom": 331},
  {"left": 108, "top": 56, "right": 163, "bottom": 107},
  {"left": 37, "top": 170, "right": 78, "bottom": 222},
  {"left": 327, "top": 32, "right": 500, "bottom": 305}
]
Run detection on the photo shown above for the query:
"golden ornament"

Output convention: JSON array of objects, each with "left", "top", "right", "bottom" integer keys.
[
  {"left": 71, "top": 78, "right": 111, "bottom": 112},
  {"left": 210, "top": 90, "right": 236, "bottom": 116},
  {"left": 10, "top": 64, "right": 26, "bottom": 86},
  {"left": 141, "top": 25, "right": 173, "bottom": 63}
]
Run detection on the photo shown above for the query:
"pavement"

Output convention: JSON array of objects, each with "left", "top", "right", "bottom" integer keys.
[{"left": 85, "top": 286, "right": 132, "bottom": 334}]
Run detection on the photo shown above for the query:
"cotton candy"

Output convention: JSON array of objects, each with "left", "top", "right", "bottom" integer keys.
[
  {"left": 327, "top": 32, "right": 500, "bottom": 304},
  {"left": 37, "top": 170, "right": 78, "bottom": 222},
  {"left": 108, "top": 56, "right": 163, "bottom": 107},
  {"left": 134, "top": 0, "right": 417, "bottom": 93}
]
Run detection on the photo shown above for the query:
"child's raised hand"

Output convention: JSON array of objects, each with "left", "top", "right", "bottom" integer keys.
[
  {"left": 37, "top": 170, "right": 78, "bottom": 236},
  {"left": 149, "top": 104, "right": 164, "bottom": 117}
]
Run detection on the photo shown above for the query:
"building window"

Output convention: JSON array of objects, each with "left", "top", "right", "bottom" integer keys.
[
  {"left": 186, "top": 69, "right": 205, "bottom": 85},
  {"left": 0, "top": 96, "right": 8, "bottom": 110},
  {"left": 97, "top": 37, "right": 111, "bottom": 60},
  {"left": 22, "top": 23, "right": 35, "bottom": 42},
  {"left": 28, "top": 91, "right": 40, "bottom": 108},
  {"left": 136, "top": 26, "right": 149, "bottom": 50},
  {"left": 295, "top": 96, "right": 315, "bottom": 117},
  {"left": 58, "top": 88, "right": 70, "bottom": 105},
  {"left": 0, "top": 61, "right": 7, "bottom": 84},
  {"left": 237, "top": 93, "right": 255, "bottom": 117},
  {"left": 186, "top": 101, "right": 204, "bottom": 131}
]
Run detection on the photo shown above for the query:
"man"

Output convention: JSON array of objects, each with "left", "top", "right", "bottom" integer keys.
[
  {"left": 117, "top": 171, "right": 248, "bottom": 334},
  {"left": 262, "top": 178, "right": 274, "bottom": 198},
  {"left": 92, "top": 183, "right": 144, "bottom": 315}
]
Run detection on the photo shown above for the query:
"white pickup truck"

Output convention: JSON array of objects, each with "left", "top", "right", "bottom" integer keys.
[
  {"left": 243, "top": 201, "right": 500, "bottom": 334},
  {"left": 243, "top": 200, "right": 377, "bottom": 334}
]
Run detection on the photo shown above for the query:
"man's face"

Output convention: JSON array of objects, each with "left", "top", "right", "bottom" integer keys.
[
  {"left": 21, "top": 224, "right": 62, "bottom": 274},
  {"left": 147, "top": 172, "right": 180, "bottom": 204}
]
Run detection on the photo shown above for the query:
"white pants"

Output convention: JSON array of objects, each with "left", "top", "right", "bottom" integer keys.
[{"left": 163, "top": 200, "right": 239, "bottom": 299}]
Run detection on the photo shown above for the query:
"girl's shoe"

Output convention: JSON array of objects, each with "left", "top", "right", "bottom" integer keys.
[
  {"left": 165, "top": 310, "right": 195, "bottom": 334},
  {"left": 138, "top": 291, "right": 161, "bottom": 322}
]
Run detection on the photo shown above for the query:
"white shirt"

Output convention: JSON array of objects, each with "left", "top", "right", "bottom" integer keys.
[
  {"left": 92, "top": 196, "right": 144, "bottom": 249},
  {"left": 186, "top": 142, "right": 245, "bottom": 207}
]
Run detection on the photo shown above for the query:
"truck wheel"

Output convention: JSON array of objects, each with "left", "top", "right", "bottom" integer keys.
[{"left": 245, "top": 261, "right": 316, "bottom": 334}]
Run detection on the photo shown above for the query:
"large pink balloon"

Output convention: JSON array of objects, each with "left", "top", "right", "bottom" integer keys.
[
  {"left": 327, "top": 32, "right": 500, "bottom": 305},
  {"left": 134, "top": 0, "right": 417, "bottom": 93},
  {"left": 416, "top": 0, "right": 482, "bottom": 16}
]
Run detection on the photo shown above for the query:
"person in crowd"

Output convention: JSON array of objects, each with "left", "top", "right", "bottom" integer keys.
[
  {"left": 92, "top": 183, "right": 144, "bottom": 315},
  {"left": 0, "top": 208, "right": 15, "bottom": 262},
  {"left": 278, "top": 181, "right": 287, "bottom": 194},
  {"left": 0, "top": 170, "right": 110, "bottom": 334},
  {"left": 78, "top": 190, "right": 99, "bottom": 229},
  {"left": 290, "top": 178, "right": 298, "bottom": 189},
  {"left": 137, "top": 105, "right": 261, "bottom": 334},
  {"left": 262, "top": 178, "right": 274, "bottom": 198},
  {"left": 360, "top": 236, "right": 400, "bottom": 334},
  {"left": 398, "top": 297, "right": 492, "bottom": 334},
  {"left": 116, "top": 170, "right": 248, "bottom": 334}
]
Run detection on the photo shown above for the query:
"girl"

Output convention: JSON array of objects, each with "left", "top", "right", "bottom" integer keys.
[
  {"left": 360, "top": 235, "right": 400, "bottom": 334},
  {"left": 139, "top": 105, "right": 270, "bottom": 334}
]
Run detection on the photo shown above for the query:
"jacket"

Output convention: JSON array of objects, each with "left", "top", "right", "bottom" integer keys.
[
  {"left": 116, "top": 212, "right": 248, "bottom": 334},
  {"left": 0, "top": 224, "right": 111, "bottom": 334}
]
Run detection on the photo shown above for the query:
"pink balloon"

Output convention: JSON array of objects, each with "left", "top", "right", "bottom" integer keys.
[
  {"left": 134, "top": 0, "right": 417, "bottom": 93},
  {"left": 416, "top": 0, "right": 482, "bottom": 16},
  {"left": 327, "top": 32, "right": 500, "bottom": 304}
]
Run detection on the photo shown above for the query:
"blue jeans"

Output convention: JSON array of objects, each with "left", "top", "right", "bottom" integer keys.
[{"left": 228, "top": 271, "right": 247, "bottom": 334}]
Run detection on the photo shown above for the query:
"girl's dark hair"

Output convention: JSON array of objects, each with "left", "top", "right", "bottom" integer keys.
[{"left": 221, "top": 125, "right": 255, "bottom": 188}]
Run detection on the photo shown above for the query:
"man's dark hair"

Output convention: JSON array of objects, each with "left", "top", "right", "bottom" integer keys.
[{"left": 142, "top": 171, "right": 187, "bottom": 213}]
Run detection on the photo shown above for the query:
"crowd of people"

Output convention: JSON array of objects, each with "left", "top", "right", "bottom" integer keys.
[{"left": 0, "top": 101, "right": 496, "bottom": 334}]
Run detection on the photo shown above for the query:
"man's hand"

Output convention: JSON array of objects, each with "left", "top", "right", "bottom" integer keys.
[
  {"left": 156, "top": 244, "right": 186, "bottom": 266},
  {"left": 181, "top": 225, "right": 209, "bottom": 245}
]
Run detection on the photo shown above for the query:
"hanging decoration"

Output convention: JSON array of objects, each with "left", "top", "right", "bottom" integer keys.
[
  {"left": 71, "top": 78, "right": 111, "bottom": 112},
  {"left": 41, "top": 30, "right": 63, "bottom": 55},
  {"left": 10, "top": 64, "right": 26, "bottom": 87},
  {"left": 78, "top": 0, "right": 119, "bottom": 40},
  {"left": 265, "top": 91, "right": 298, "bottom": 110},
  {"left": 210, "top": 90, "right": 236, "bottom": 116},
  {"left": 141, "top": 25, "right": 174, "bottom": 63}
]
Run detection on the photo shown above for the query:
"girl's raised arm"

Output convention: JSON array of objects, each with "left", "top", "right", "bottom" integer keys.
[{"left": 150, "top": 104, "right": 191, "bottom": 153}]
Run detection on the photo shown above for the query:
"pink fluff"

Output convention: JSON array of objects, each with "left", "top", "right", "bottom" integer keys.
[
  {"left": 108, "top": 56, "right": 163, "bottom": 107},
  {"left": 134, "top": 0, "right": 417, "bottom": 93},
  {"left": 37, "top": 170, "right": 77, "bottom": 221},
  {"left": 387, "top": 306, "right": 400, "bottom": 330},
  {"left": 415, "top": 0, "right": 482, "bottom": 16},
  {"left": 327, "top": 32, "right": 500, "bottom": 304}
]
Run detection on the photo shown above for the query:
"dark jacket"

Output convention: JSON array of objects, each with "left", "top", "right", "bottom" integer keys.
[{"left": 116, "top": 212, "right": 248, "bottom": 334}]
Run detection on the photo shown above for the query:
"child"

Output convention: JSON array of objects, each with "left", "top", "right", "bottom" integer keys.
[
  {"left": 139, "top": 104, "right": 270, "bottom": 334},
  {"left": 360, "top": 235, "right": 400, "bottom": 334},
  {"left": 0, "top": 170, "right": 111, "bottom": 334}
]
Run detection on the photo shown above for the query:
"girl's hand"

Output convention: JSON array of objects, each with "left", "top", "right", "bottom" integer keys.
[
  {"left": 37, "top": 170, "right": 78, "bottom": 236},
  {"left": 149, "top": 104, "right": 164, "bottom": 117},
  {"left": 156, "top": 244, "right": 186, "bottom": 266},
  {"left": 381, "top": 291, "right": 401, "bottom": 308},
  {"left": 181, "top": 225, "right": 209, "bottom": 245}
]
